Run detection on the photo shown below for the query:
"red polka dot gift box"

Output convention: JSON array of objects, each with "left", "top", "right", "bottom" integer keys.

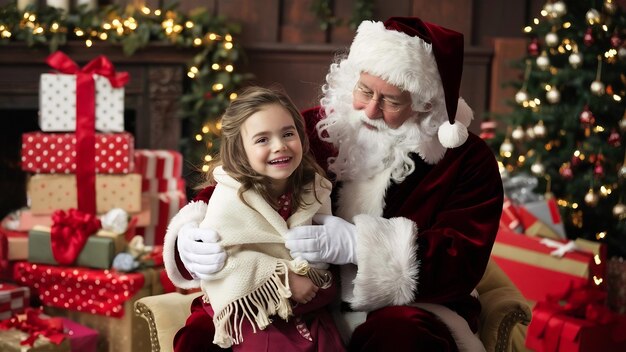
[{"left": 21, "top": 132, "right": 134, "bottom": 174}]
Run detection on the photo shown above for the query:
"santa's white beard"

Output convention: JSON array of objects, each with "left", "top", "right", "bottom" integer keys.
[{"left": 317, "top": 107, "right": 421, "bottom": 182}]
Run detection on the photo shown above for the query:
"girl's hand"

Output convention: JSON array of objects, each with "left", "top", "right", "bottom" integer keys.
[{"left": 288, "top": 271, "right": 319, "bottom": 304}]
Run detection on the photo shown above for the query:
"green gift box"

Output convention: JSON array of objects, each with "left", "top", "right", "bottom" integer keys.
[{"left": 28, "top": 226, "right": 123, "bottom": 269}]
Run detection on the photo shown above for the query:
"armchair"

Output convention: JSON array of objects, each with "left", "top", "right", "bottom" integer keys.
[{"left": 135, "top": 259, "right": 531, "bottom": 352}]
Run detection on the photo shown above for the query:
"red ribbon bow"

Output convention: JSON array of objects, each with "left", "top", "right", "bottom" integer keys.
[
  {"left": 50, "top": 209, "right": 101, "bottom": 265},
  {"left": 0, "top": 308, "right": 65, "bottom": 346},
  {"left": 545, "top": 280, "right": 615, "bottom": 324},
  {"left": 45, "top": 51, "right": 129, "bottom": 215}
]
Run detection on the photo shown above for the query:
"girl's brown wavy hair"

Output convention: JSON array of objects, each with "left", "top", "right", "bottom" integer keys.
[{"left": 203, "top": 86, "right": 327, "bottom": 210}]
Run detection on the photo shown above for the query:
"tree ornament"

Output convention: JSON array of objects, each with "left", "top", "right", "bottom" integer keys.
[
  {"left": 572, "top": 153, "right": 582, "bottom": 167},
  {"left": 552, "top": 1, "right": 567, "bottom": 17},
  {"left": 536, "top": 51, "right": 551, "bottom": 70},
  {"left": 579, "top": 105, "right": 595, "bottom": 125},
  {"left": 531, "top": 159, "right": 545, "bottom": 176},
  {"left": 525, "top": 126, "right": 536, "bottom": 139},
  {"left": 586, "top": 8, "right": 601, "bottom": 25},
  {"left": 546, "top": 87, "right": 561, "bottom": 103},
  {"left": 613, "top": 203, "right": 626, "bottom": 219},
  {"left": 604, "top": 0, "right": 617, "bottom": 15},
  {"left": 499, "top": 137, "right": 514, "bottom": 158},
  {"left": 533, "top": 120, "right": 547, "bottom": 137},
  {"left": 559, "top": 162, "right": 574, "bottom": 179},
  {"left": 619, "top": 165, "right": 626, "bottom": 179},
  {"left": 593, "top": 162, "right": 605, "bottom": 177},
  {"left": 515, "top": 90, "right": 529, "bottom": 104},
  {"left": 569, "top": 51, "right": 583, "bottom": 68},
  {"left": 610, "top": 31, "right": 622, "bottom": 48},
  {"left": 584, "top": 27, "right": 595, "bottom": 46},
  {"left": 528, "top": 37, "right": 540, "bottom": 56},
  {"left": 591, "top": 80, "right": 605, "bottom": 95},
  {"left": 590, "top": 56, "right": 605, "bottom": 95},
  {"left": 584, "top": 188, "right": 599, "bottom": 206},
  {"left": 511, "top": 126, "right": 525, "bottom": 140},
  {"left": 619, "top": 46, "right": 626, "bottom": 61},
  {"left": 608, "top": 129, "right": 621, "bottom": 147},
  {"left": 619, "top": 111, "right": 626, "bottom": 131},
  {"left": 543, "top": 2, "right": 555, "bottom": 18},
  {"left": 545, "top": 31, "right": 559, "bottom": 47}
]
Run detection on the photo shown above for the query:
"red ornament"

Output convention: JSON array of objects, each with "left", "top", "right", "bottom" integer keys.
[
  {"left": 608, "top": 129, "right": 621, "bottom": 147},
  {"left": 571, "top": 154, "right": 582, "bottom": 167},
  {"left": 584, "top": 27, "right": 595, "bottom": 47},
  {"left": 528, "top": 38, "right": 540, "bottom": 56},
  {"left": 559, "top": 163, "right": 573, "bottom": 179},
  {"left": 611, "top": 32, "right": 622, "bottom": 48},
  {"left": 579, "top": 105, "right": 595, "bottom": 125},
  {"left": 594, "top": 162, "right": 604, "bottom": 177}
]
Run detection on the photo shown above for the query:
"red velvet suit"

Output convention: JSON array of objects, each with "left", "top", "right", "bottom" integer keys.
[{"left": 167, "top": 107, "right": 503, "bottom": 351}]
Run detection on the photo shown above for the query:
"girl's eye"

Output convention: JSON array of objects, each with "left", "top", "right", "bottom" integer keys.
[
  {"left": 255, "top": 137, "right": 268, "bottom": 144},
  {"left": 284, "top": 131, "right": 295, "bottom": 138}
]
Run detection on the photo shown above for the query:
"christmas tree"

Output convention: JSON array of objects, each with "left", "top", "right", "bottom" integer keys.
[{"left": 490, "top": 0, "right": 626, "bottom": 258}]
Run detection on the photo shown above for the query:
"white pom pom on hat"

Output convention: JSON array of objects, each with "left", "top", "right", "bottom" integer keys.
[{"left": 350, "top": 17, "right": 472, "bottom": 149}]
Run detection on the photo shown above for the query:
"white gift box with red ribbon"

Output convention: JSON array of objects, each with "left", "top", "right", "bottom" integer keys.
[
  {"left": 137, "top": 191, "right": 187, "bottom": 246},
  {"left": 133, "top": 150, "right": 183, "bottom": 180}
]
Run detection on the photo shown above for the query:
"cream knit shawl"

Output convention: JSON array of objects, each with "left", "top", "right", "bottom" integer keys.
[{"left": 199, "top": 166, "right": 332, "bottom": 347}]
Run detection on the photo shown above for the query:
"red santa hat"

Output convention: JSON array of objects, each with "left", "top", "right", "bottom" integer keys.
[{"left": 347, "top": 17, "right": 472, "bottom": 149}]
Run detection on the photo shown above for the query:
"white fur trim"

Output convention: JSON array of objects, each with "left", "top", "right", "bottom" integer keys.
[
  {"left": 349, "top": 21, "right": 441, "bottom": 107},
  {"left": 438, "top": 120, "right": 469, "bottom": 149},
  {"left": 348, "top": 214, "right": 419, "bottom": 311},
  {"left": 412, "top": 303, "right": 486, "bottom": 352},
  {"left": 163, "top": 200, "right": 208, "bottom": 289}
]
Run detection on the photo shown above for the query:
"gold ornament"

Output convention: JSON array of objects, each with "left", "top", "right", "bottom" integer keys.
[
  {"left": 511, "top": 126, "right": 525, "bottom": 140},
  {"left": 584, "top": 188, "right": 599, "bottom": 206},
  {"left": 604, "top": 0, "right": 617, "bottom": 15},
  {"left": 552, "top": 1, "right": 567, "bottom": 17},
  {"left": 619, "top": 165, "right": 626, "bottom": 179},
  {"left": 546, "top": 87, "right": 561, "bottom": 103},
  {"left": 586, "top": 8, "right": 601, "bottom": 25},
  {"left": 537, "top": 52, "right": 550, "bottom": 70},
  {"left": 534, "top": 120, "right": 547, "bottom": 138},
  {"left": 569, "top": 52, "right": 583, "bottom": 68},
  {"left": 619, "top": 47, "right": 626, "bottom": 61},
  {"left": 545, "top": 32, "right": 559, "bottom": 47},
  {"left": 613, "top": 203, "right": 626, "bottom": 219},
  {"left": 619, "top": 111, "right": 626, "bottom": 132},
  {"left": 571, "top": 210, "right": 584, "bottom": 228},
  {"left": 531, "top": 160, "right": 545, "bottom": 176},
  {"left": 590, "top": 80, "right": 605, "bottom": 95},
  {"left": 515, "top": 90, "right": 529, "bottom": 104},
  {"left": 499, "top": 138, "right": 514, "bottom": 158}
]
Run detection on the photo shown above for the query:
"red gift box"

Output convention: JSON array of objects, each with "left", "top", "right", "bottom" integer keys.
[
  {"left": 500, "top": 196, "right": 523, "bottom": 232},
  {"left": 491, "top": 227, "right": 605, "bottom": 303},
  {"left": 0, "top": 283, "right": 30, "bottom": 321},
  {"left": 133, "top": 149, "right": 183, "bottom": 179},
  {"left": 526, "top": 301, "right": 626, "bottom": 351},
  {"left": 61, "top": 317, "right": 98, "bottom": 352},
  {"left": 21, "top": 132, "right": 134, "bottom": 174},
  {"left": 141, "top": 177, "right": 185, "bottom": 194},
  {"left": 13, "top": 262, "right": 145, "bottom": 317},
  {"left": 517, "top": 196, "right": 566, "bottom": 239},
  {"left": 136, "top": 191, "right": 187, "bottom": 246}
]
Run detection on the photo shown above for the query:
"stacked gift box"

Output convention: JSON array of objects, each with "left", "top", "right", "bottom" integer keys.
[
  {"left": 0, "top": 52, "right": 172, "bottom": 352},
  {"left": 133, "top": 149, "right": 187, "bottom": 246}
]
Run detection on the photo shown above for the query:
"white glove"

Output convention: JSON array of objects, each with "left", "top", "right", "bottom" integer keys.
[
  {"left": 285, "top": 214, "right": 357, "bottom": 265},
  {"left": 177, "top": 222, "right": 227, "bottom": 280}
]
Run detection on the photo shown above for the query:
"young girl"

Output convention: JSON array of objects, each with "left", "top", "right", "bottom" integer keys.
[{"left": 195, "top": 86, "right": 344, "bottom": 351}]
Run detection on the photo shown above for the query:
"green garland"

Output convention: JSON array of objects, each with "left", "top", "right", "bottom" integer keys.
[
  {"left": 0, "top": 2, "right": 251, "bottom": 168},
  {"left": 310, "top": 0, "right": 374, "bottom": 30}
]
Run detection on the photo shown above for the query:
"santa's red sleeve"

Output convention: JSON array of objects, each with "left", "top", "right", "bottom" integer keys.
[
  {"left": 348, "top": 134, "right": 503, "bottom": 312},
  {"left": 163, "top": 186, "right": 215, "bottom": 289}
]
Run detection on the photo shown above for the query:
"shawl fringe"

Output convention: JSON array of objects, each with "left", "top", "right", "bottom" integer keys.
[{"left": 210, "top": 261, "right": 293, "bottom": 348}]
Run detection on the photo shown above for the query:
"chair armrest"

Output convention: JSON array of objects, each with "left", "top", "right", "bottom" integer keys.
[
  {"left": 477, "top": 260, "right": 532, "bottom": 352},
  {"left": 134, "top": 292, "right": 202, "bottom": 352}
]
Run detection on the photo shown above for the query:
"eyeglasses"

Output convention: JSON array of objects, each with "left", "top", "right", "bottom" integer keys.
[{"left": 353, "top": 85, "right": 409, "bottom": 113}]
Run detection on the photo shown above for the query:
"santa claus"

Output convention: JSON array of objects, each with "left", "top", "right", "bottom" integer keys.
[{"left": 164, "top": 17, "right": 503, "bottom": 351}]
